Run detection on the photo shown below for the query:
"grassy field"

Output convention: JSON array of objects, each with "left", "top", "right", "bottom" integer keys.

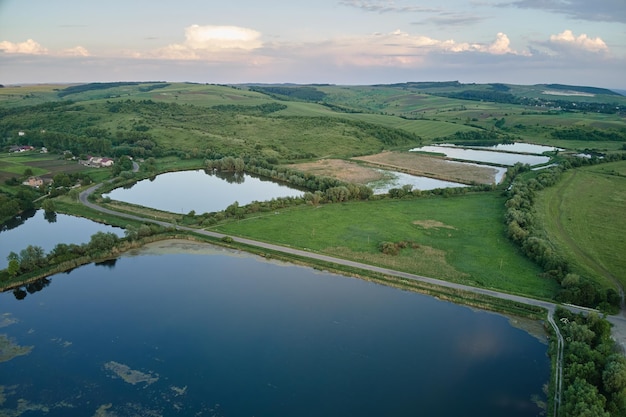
[
  {"left": 212, "top": 192, "right": 556, "bottom": 299},
  {"left": 535, "top": 160, "right": 626, "bottom": 289}
]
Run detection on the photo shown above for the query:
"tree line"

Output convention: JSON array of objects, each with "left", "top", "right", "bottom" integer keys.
[
  {"left": 503, "top": 154, "right": 626, "bottom": 311},
  {"left": 1, "top": 224, "right": 169, "bottom": 287}
]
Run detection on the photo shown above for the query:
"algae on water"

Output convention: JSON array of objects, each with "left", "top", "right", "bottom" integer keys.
[
  {"left": 0, "top": 334, "right": 33, "bottom": 363},
  {"left": 103, "top": 361, "right": 159, "bottom": 386}
]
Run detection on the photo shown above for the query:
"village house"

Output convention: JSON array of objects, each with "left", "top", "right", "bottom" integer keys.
[
  {"left": 9, "top": 145, "right": 35, "bottom": 153},
  {"left": 22, "top": 176, "right": 44, "bottom": 188},
  {"left": 81, "top": 156, "right": 115, "bottom": 168}
]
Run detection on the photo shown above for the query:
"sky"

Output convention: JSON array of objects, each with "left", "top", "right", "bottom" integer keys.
[{"left": 0, "top": 0, "right": 625, "bottom": 88}]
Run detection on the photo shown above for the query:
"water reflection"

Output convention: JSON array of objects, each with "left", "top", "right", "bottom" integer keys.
[
  {"left": 0, "top": 252, "right": 549, "bottom": 417},
  {"left": 0, "top": 210, "right": 124, "bottom": 270},
  {"left": 43, "top": 211, "right": 57, "bottom": 223},
  {"left": 10, "top": 277, "right": 51, "bottom": 300},
  {"left": 368, "top": 170, "right": 468, "bottom": 194},
  {"left": 442, "top": 142, "right": 562, "bottom": 155},
  {"left": 95, "top": 258, "right": 118, "bottom": 269},
  {"left": 0, "top": 209, "right": 37, "bottom": 232},
  {"left": 103, "top": 170, "right": 304, "bottom": 214},
  {"left": 410, "top": 145, "right": 551, "bottom": 166}
]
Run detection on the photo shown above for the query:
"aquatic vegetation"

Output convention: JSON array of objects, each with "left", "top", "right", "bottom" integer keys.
[
  {"left": 103, "top": 361, "right": 159, "bottom": 386},
  {"left": 0, "top": 335, "right": 32, "bottom": 363}
]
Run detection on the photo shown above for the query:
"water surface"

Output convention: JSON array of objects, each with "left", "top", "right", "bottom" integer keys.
[
  {"left": 104, "top": 170, "right": 304, "bottom": 214},
  {"left": 0, "top": 210, "right": 123, "bottom": 270},
  {"left": 410, "top": 146, "right": 550, "bottom": 166},
  {"left": 0, "top": 248, "right": 549, "bottom": 417},
  {"left": 368, "top": 170, "right": 468, "bottom": 194},
  {"left": 443, "top": 143, "right": 562, "bottom": 155}
]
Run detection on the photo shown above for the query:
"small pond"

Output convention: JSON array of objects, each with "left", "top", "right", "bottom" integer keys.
[
  {"left": 410, "top": 146, "right": 551, "bottom": 166},
  {"left": 0, "top": 244, "right": 549, "bottom": 417},
  {"left": 103, "top": 170, "right": 305, "bottom": 214},
  {"left": 368, "top": 170, "right": 468, "bottom": 194},
  {"left": 441, "top": 143, "right": 562, "bottom": 155},
  {"left": 0, "top": 210, "right": 124, "bottom": 270}
]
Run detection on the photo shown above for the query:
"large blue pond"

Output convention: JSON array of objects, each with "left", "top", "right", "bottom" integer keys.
[{"left": 0, "top": 244, "right": 550, "bottom": 417}]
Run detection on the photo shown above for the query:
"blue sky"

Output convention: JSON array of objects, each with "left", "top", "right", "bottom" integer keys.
[{"left": 1, "top": 0, "right": 625, "bottom": 88}]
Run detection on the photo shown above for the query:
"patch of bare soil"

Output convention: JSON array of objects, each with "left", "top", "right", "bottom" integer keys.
[
  {"left": 288, "top": 159, "right": 385, "bottom": 184},
  {"left": 412, "top": 220, "right": 456, "bottom": 230},
  {"left": 353, "top": 151, "right": 499, "bottom": 185}
]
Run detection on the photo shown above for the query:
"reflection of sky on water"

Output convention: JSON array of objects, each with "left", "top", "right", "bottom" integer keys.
[
  {"left": 440, "top": 143, "right": 562, "bottom": 155},
  {"left": 410, "top": 146, "right": 551, "bottom": 166},
  {"left": 0, "top": 253, "right": 550, "bottom": 417},
  {"left": 104, "top": 170, "right": 304, "bottom": 214},
  {"left": 0, "top": 210, "right": 123, "bottom": 270},
  {"left": 368, "top": 170, "right": 468, "bottom": 194}
]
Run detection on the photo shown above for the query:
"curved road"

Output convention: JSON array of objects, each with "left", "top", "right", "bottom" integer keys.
[{"left": 80, "top": 182, "right": 626, "bottom": 416}]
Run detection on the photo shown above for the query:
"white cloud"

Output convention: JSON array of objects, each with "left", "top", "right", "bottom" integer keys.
[
  {"left": 153, "top": 25, "right": 263, "bottom": 60},
  {"left": 548, "top": 30, "right": 608, "bottom": 53},
  {"left": 314, "top": 30, "right": 529, "bottom": 67},
  {"left": 485, "top": 32, "right": 515, "bottom": 54},
  {"left": 61, "top": 46, "right": 90, "bottom": 57},
  {"left": 0, "top": 39, "right": 48, "bottom": 55},
  {"left": 0, "top": 39, "right": 90, "bottom": 57}
]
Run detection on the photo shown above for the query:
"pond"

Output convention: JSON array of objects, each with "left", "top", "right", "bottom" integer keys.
[
  {"left": 0, "top": 243, "right": 550, "bottom": 417},
  {"left": 0, "top": 210, "right": 124, "bottom": 270},
  {"left": 103, "top": 170, "right": 304, "bottom": 214},
  {"left": 410, "top": 146, "right": 551, "bottom": 166},
  {"left": 441, "top": 143, "right": 562, "bottom": 155},
  {"left": 368, "top": 170, "right": 468, "bottom": 194}
]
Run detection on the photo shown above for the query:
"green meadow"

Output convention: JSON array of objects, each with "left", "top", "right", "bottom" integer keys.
[
  {"left": 213, "top": 192, "right": 556, "bottom": 299},
  {"left": 535, "top": 160, "right": 626, "bottom": 289}
]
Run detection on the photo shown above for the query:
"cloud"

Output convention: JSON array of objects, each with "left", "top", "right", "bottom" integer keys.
[
  {"left": 420, "top": 12, "right": 489, "bottom": 27},
  {"left": 0, "top": 39, "right": 90, "bottom": 57},
  {"left": 342, "top": 1, "right": 488, "bottom": 27},
  {"left": 0, "top": 39, "right": 48, "bottom": 55},
  {"left": 547, "top": 30, "right": 609, "bottom": 54},
  {"left": 61, "top": 46, "right": 90, "bottom": 57},
  {"left": 500, "top": 0, "right": 626, "bottom": 23},
  {"left": 153, "top": 25, "right": 263, "bottom": 60},
  {"left": 281, "top": 30, "right": 529, "bottom": 70},
  {"left": 339, "top": 0, "right": 439, "bottom": 13}
]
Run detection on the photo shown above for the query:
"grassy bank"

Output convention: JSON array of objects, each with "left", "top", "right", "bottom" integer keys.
[{"left": 535, "top": 160, "right": 626, "bottom": 289}]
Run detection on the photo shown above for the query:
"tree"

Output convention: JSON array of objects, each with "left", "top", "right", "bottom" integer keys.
[
  {"left": 53, "top": 173, "right": 71, "bottom": 187},
  {"left": 7, "top": 259, "right": 20, "bottom": 277},
  {"left": 41, "top": 199, "right": 55, "bottom": 214},
  {"left": 562, "top": 378, "right": 609, "bottom": 417},
  {"left": 68, "top": 189, "right": 80, "bottom": 201},
  {"left": 88, "top": 232, "right": 119, "bottom": 253},
  {"left": 603, "top": 355, "right": 626, "bottom": 394},
  {"left": 18, "top": 245, "right": 46, "bottom": 271}
]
